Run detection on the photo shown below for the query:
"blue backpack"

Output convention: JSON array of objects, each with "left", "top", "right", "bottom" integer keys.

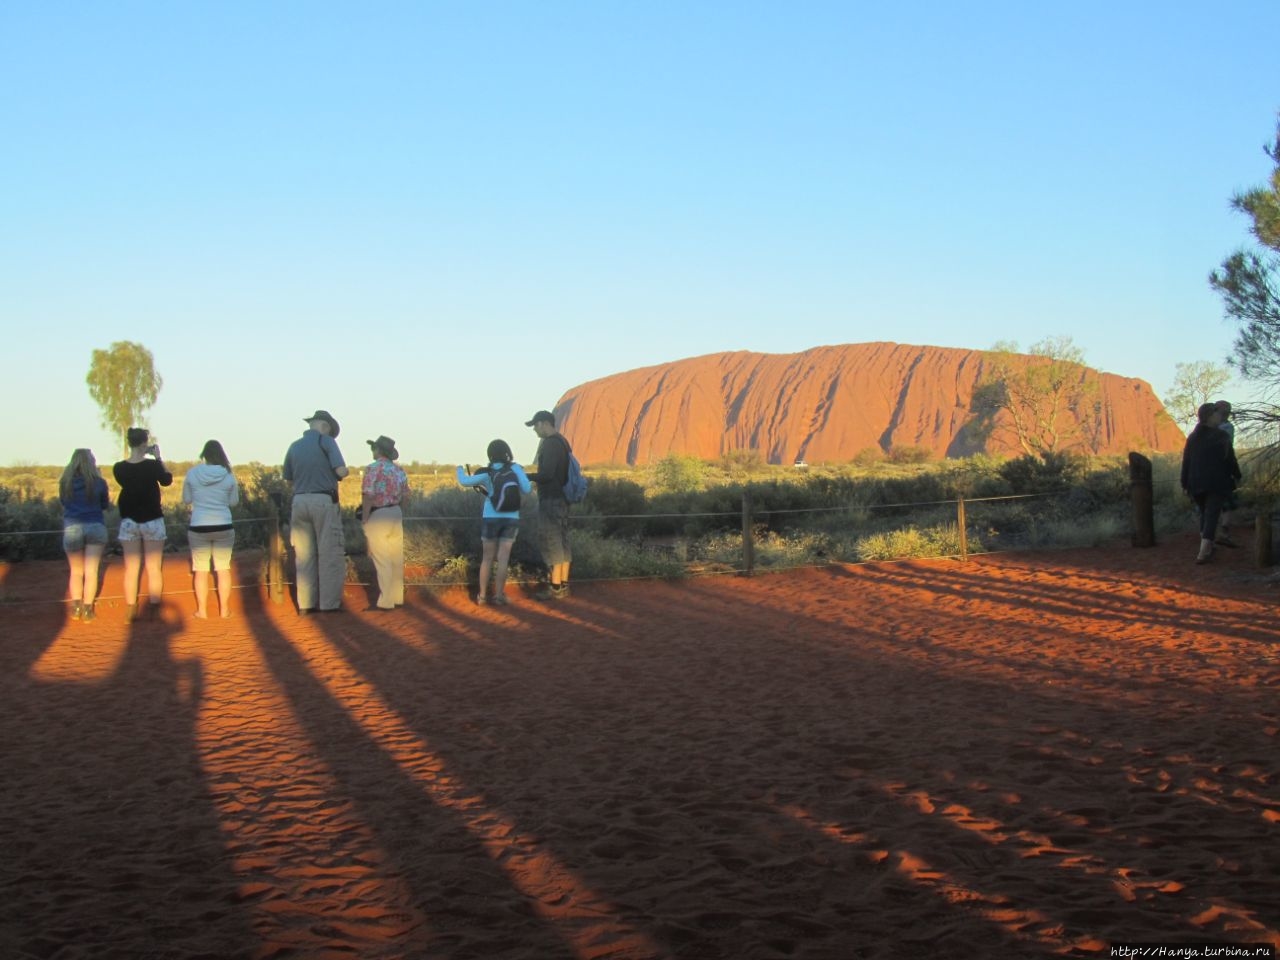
[{"left": 560, "top": 439, "right": 588, "bottom": 504}]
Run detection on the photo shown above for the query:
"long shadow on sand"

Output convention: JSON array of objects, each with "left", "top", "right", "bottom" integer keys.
[{"left": 0, "top": 603, "right": 255, "bottom": 960}]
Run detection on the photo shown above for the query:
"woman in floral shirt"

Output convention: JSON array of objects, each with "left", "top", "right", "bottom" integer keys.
[{"left": 360, "top": 435, "right": 409, "bottom": 610}]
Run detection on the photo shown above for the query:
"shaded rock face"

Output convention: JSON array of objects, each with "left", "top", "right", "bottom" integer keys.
[{"left": 555, "top": 343, "right": 1183, "bottom": 465}]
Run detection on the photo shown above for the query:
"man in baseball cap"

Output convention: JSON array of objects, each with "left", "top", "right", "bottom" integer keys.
[{"left": 526, "top": 408, "right": 573, "bottom": 600}]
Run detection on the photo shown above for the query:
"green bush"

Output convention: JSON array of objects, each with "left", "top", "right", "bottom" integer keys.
[
  {"left": 855, "top": 523, "right": 974, "bottom": 561},
  {"left": 0, "top": 488, "right": 65, "bottom": 561},
  {"left": 999, "top": 452, "right": 1088, "bottom": 493},
  {"left": 887, "top": 445, "right": 933, "bottom": 464},
  {"left": 570, "top": 532, "right": 687, "bottom": 581},
  {"left": 650, "top": 454, "right": 707, "bottom": 494}
]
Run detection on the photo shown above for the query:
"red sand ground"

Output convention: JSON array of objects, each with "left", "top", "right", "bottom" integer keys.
[{"left": 1, "top": 534, "right": 1277, "bottom": 960}]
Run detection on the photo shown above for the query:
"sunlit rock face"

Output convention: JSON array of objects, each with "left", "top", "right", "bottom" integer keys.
[{"left": 554, "top": 342, "right": 1183, "bottom": 465}]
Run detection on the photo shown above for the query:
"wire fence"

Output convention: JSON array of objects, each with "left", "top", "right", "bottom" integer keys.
[{"left": 0, "top": 478, "right": 1226, "bottom": 611}]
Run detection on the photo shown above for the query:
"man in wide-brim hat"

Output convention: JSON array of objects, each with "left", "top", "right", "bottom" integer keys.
[{"left": 282, "top": 409, "right": 349, "bottom": 612}]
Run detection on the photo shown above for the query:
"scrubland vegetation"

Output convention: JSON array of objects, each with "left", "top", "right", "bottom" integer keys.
[{"left": 6, "top": 447, "right": 1269, "bottom": 588}]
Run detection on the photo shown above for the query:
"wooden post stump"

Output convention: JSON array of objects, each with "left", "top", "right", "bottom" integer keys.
[
  {"left": 742, "top": 489, "right": 755, "bottom": 577},
  {"left": 956, "top": 495, "right": 969, "bottom": 562},
  {"left": 1128, "top": 452, "right": 1155, "bottom": 548},
  {"left": 268, "top": 517, "right": 285, "bottom": 604}
]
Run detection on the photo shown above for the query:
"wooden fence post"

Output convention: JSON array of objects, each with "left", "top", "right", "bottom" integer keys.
[
  {"left": 268, "top": 517, "right": 285, "bottom": 604},
  {"left": 1256, "top": 510, "right": 1273, "bottom": 568},
  {"left": 742, "top": 488, "right": 755, "bottom": 576},
  {"left": 956, "top": 495, "right": 968, "bottom": 562},
  {"left": 1128, "top": 452, "right": 1155, "bottom": 548}
]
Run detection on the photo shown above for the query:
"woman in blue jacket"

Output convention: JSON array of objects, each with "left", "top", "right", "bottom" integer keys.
[
  {"left": 456, "top": 439, "right": 531, "bottom": 605},
  {"left": 59, "top": 448, "right": 111, "bottom": 622}
]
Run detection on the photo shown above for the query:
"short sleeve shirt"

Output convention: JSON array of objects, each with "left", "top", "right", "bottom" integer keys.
[
  {"left": 362, "top": 458, "right": 408, "bottom": 507},
  {"left": 284, "top": 430, "right": 346, "bottom": 494}
]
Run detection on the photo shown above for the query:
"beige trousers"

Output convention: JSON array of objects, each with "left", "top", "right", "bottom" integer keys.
[
  {"left": 364, "top": 505, "right": 404, "bottom": 608},
  {"left": 291, "top": 493, "right": 346, "bottom": 610}
]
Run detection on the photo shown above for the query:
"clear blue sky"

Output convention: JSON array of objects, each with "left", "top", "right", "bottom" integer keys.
[{"left": 3, "top": 1, "right": 1278, "bottom": 467}]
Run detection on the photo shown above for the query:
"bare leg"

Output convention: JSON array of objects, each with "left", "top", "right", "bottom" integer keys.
[
  {"left": 494, "top": 540, "right": 516, "bottom": 599},
  {"left": 478, "top": 540, "right": 497, "bottom": 599},
  {"left": 83, "top": 544, "right": 104, "bottom": 607},
  {"left": 143, "top": 538, "right": 165, "bottom": 606},
  {"left": 122, "top": 539, "right": 142, "bottom": 608},
  {"left": 215, "top": 568, "right": 233, "bottom": 617},
  {"left": 551, "top": 561, "right": 570, "bottom": 587},
  {"left": 67, "top": 550, "right": 85, "bottom": 604},
  {"left": 193, "top": 569, "right": 210, "bottom": 618}
]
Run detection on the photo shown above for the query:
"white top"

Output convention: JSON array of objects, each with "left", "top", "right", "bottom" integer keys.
[{"left": 182, "top": 464, "right": 240, "bottom": 526}]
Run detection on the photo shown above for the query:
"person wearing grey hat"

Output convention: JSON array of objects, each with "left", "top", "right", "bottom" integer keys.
[
  {"left": 360, "top": 435, "right": 409, "bottom": 610},
  {"left": 283, "top": 409, "right": 349, "bottom": 612}
]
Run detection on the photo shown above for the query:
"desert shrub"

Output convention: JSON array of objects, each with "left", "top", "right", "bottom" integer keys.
[
  {"left": 855, "top": 523, "right": 974, "bottom": 561},
  {"left": 1022, "top": 513, "right": 1127, "bottom": 549},
  {"left": 718, "top": 449, "right": 767, "bottom": 473},
  {"left": 999, "top": 452, "right": 1088, "bottom": 493},
  {"left": 752, "top": 530, "right": 838, "bottom": 568},
  {"left": 0, "top": 487, "right": 66, "bottom": 561},
  {"left": 887, "top": 445, "right": 932, "bottom": 464},
  {"left": 852, "top": 447, "right": 884, "bottom": 466},
  {"left": 650, "top": 454, "right": 707, "bottom": 494},
  {"left": 570, "top": 532, "right": 686, "bottom": 581},
  {"left": 235, "top": 465, "right": 291, "bottom": 550},
  {"left": 577, "top": 477, "right": 648, "bottom": 538},
  {"left": 403, "top": 522, "right": 460, "bottom": 568}
]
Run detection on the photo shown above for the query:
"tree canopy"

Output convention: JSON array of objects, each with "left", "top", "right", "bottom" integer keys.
[
  {"left": 1211, "top": 118, "right": 1280, "bottom": 398},
  {"left": 85, "top": 341, "right": 163, "bottom": 453},
  {"left": 969, "top": 336, "right": 1103, "bottom": 459},
  {"left": 1163, "top": 361, "right": 1232, "bottom": 431}
]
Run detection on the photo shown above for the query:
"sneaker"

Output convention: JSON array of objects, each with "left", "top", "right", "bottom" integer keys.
[
  {"left": 70, "top": 600, "right": 82, "bottom": 621},
  {"left": 550, "top": 583, "right": 570, "bottom": 600},
  {"left": 491, "top": 594, "right": 509, "bottom": 606},
  {"left": 534, "top": 585, "right": 555, "bottom": 601},
  {"left": 81, "top": 604, "right": 96, "bottom": 623}
]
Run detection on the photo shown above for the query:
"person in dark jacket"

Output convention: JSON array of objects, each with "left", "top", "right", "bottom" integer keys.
[
  {"left": 525, "top": 409, "right": 572, "bottom": 600},
  {"left": 1181, "top": 402, "right": 1242, "bottom": 564}
]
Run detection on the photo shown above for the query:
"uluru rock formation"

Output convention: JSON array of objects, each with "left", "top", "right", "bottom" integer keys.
[{"left": 554, "top": 343, "right": 1183, "bottom": 465}]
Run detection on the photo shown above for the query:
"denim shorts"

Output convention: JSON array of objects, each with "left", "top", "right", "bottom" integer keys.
[
  {"left": 481, "top": 519, "right": 520, "bottom": 543},
  {"left": 63, "top": 522, "right": 108, "bottom": 552},
  {"left": 118, "top": 517, "right": 167, "bottom": 543}
]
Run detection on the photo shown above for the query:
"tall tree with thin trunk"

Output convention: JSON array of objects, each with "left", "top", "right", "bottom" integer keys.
[
  {"left": 1211, "top": 117, "right": 1280, "bottom": 424},
  {"left": 86, "top": 341, "right": 163, "bottom": 454},
  {"left": 1163, "top": 361, "right": 1233, "bottom": 431},
  {"left": 969, "top": 336, "right": 1103, "bottom": 458}
]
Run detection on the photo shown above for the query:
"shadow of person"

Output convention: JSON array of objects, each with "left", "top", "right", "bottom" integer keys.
[{"left": 0, "top": 594, "right": 256, "bottom": 959}]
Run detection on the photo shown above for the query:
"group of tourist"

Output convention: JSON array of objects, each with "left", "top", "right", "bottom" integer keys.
[{"left": 57, "top": 406, "right": 578, "bottom": 620}]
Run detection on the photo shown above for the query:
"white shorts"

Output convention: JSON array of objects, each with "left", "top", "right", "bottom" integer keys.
[{"left": 118, "top": 517, "right": 167, "bottom": 543}]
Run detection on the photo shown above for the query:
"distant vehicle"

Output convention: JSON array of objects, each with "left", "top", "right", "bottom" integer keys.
[{"left": 793, "top": 459, "right": 808, "bottom": 469}]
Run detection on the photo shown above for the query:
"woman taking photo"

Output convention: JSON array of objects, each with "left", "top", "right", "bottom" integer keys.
[
  {"left": 114, "top": 427, "right": 173, "bottom": 620},
  {"left": 59, "top": 449, "right": 111, "bottom": 622},
  {"left": 182, "top": 440, "right": 240, "bottom": 618}
]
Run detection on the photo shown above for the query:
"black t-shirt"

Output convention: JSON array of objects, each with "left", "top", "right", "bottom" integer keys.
[{"left": 113, "top": 458, "right": 174, "bottom": 522}]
